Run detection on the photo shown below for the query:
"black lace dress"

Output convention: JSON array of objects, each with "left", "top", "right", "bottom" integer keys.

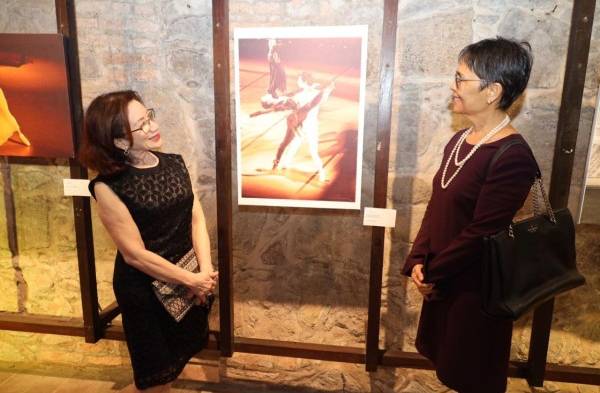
[{"left": 89, "top": 152, "right": 209, "bottom": 390}]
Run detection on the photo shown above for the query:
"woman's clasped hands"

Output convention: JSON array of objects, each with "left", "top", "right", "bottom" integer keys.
[
  {"left": 411, "top": 264, "right": 435, "bottom": 297},
  {"left": 187, "top": 271, "right": 218, "bottom": 305}
]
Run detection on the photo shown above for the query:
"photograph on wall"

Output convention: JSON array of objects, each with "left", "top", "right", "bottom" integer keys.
[
  {"left": 234, "top": 26, "right": 368, "bottom": 209},
  {"left": 0, "top": 33, "right": 74, "bottom": 158}
]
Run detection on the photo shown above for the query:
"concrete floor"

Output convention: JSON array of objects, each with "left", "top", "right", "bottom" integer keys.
[{"left": 0, "top": 363, "right": 598, "bottom": 393}]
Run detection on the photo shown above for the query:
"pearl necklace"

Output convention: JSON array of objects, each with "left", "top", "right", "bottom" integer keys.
[{"left": 441, "top": 115, "right": 511, "bottom": 189}]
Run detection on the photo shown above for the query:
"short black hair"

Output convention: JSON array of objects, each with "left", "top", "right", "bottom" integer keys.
[{"left": 459, "top": 37, "right": 533, "bottom": 111}]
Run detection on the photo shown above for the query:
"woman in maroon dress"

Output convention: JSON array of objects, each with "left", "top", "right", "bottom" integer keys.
[{"left": 402, "top": 37, "right": 538, "bottom": 392}]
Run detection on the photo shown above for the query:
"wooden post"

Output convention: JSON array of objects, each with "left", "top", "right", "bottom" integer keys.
[
  {"left": 212, "top": 0, "right": 234, "bottom": 357},
  {"left": 366, "top": 0, "right": 399, "bottom": 372},
  {"left": 0, "top": 158, "right": 25, "bottom": 312},
  {"left": 55, "top": 0, "right": 101, "bottom": 343},
  {"left": 527, "top": 0, "right": 596, "bottom": 386}
]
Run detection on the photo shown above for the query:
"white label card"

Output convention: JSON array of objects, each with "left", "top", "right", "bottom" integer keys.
[
  {"left": 363, "top": 207, "right": 397, "bottom": 228},
  {"left": 63, "top": 179, "right": 91, "bottom": 197}
]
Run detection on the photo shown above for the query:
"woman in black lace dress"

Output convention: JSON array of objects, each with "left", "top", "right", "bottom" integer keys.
[{"left": 80, "top": 90, "right": 218, "bottom": 392}]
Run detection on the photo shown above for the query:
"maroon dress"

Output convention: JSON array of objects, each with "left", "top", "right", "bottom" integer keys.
[{"left": 402, "top": 131, "right": 537, "bottom": 393}]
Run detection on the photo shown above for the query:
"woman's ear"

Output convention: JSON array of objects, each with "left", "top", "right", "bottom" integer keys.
[
  {"left": 114, "top": 137, "right": 130, "bottom": 151},
  {"left": 487, "top": 82, "right": 503, "bottom": 105}
]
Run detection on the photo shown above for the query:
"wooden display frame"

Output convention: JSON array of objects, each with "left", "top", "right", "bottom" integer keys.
[{"left": 0, "top": 0, "right": 598, "bottom": 387}]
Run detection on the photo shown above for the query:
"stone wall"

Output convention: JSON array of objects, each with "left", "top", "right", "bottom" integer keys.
[
  {"left": 586, "top": 99, "right": 599, "bottom": 186},
  {"left": 0, "top": 1, "right": 598, "bottom": 392}
]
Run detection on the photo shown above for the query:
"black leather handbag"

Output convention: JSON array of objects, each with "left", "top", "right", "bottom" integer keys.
[{"left": 481, "top": 140, "right": 585, "bottom": 320}]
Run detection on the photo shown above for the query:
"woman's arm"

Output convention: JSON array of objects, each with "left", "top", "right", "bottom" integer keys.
[
  {"left": 424, "top": 145, "right": 537, "bottom": 284},
  {"left": 94, "top": 182, "right": 213, "bottom": 292},
  {"left": 191, "top": 196, "right": 214, "bottom": 274},
  {"left": 401, "top": 196, "right": 433, "bottom": 277}
]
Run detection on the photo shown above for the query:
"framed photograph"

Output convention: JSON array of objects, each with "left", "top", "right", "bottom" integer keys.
[
  {"left": 0, "top": 33, "right": 74, "bottom": 158},
  {"left": 234, "top": 26, "right": 368, "bottom": 209}
]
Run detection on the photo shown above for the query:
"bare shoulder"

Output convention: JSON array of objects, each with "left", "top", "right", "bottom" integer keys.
[
  {"left": 93, "top": 182, "right": 127, "bottom": 213},
  {"left": 93, "top": 181, "right": 116, "bottom": 200}
]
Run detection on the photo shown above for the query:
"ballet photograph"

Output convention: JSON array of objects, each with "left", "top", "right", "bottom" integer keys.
[
  {"left": 234, "top": 26, "right": 367, "bottom": 209},
  {"left": 0, "top": 33, "right": 73, "bottom": 158}
]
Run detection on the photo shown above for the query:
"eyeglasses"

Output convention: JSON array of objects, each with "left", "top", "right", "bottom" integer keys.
[
  {"left": 130, "top": 108, "right": 156, "bottom": 134},
  {"left": 454, "top": 74, "right": 486, "bottom": 88}
]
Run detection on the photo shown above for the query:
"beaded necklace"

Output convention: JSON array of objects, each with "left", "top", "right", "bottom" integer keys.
[{"left": 441, "top": 115, "right": 510, "bottom": 189}]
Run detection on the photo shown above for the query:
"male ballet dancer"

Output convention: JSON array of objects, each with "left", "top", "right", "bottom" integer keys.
[{"left": 272, "top": 72, "right": 334, "bottom": 182}]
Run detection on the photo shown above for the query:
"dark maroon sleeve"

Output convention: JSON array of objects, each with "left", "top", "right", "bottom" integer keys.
[
  {"left": 424, "top": 144, "right": 537, "bottom": 284},
  {"left": 401, "top": 197, "right": 433, "bottom": 277},
  {"left": 401, "top": 132, "right": 463, "bottom": 277}
]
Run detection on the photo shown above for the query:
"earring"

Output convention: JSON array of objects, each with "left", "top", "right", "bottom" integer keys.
[{"left": 123, "top": 146, "right": 129, "bottom": 157}]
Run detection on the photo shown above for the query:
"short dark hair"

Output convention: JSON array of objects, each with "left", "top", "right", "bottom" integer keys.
[
  {"left": 79, "top": 90, "right": 142, "bottom": 175},
  {"left": 459, "top": 37, "right": 533, "bottom": 111}
]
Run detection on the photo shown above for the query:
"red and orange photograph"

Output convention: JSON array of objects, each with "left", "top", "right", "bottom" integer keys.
[
  {"left": 0, "top": 34, "right": 73, "bottom": 158},
  {"left": 234, "top": 26, "right": 367, "bottom": 209}
]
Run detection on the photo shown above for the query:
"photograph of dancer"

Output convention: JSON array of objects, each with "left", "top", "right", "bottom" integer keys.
[
  {"left": 272, "top": 72, "right": 335, "bottom": 183},
  {"left": 234, "top": 26, "right": 367, "bottom": 209}
]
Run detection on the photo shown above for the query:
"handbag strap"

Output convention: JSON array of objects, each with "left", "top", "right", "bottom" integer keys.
[
  {"left": 487, "top": 139, "right": 540, "bottom": 178},
  {"left": 487, "top": 138, "right": 556, "bottom": 223}
]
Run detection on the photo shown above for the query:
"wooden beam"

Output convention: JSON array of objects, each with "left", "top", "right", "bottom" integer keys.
[
  {"left": 542, "top": 363, "right": 600, "bottom": 386},
  {"left": 0, "top": 315, "right": 597, "bottom": 386},
  {"left": 0, "top": 159, "right": 24, "bottom": 312},
  {"left": 1, "top": 159, "right": 17, "bottom": 258},
  {"left": 528, "top": 0, "right": 597, "bottom": 386},
  {"left": 234, "top": 337, "right": 365, "bottom": 364},
  {"left": 0, "top": 312, "right": 84, "bottom": 337},
  {"left": 99, "top": 301, "right": 120, "bottom": 326},
  {"left": 103, "top": 322, "right": 220, "bottom": 351},
  {"left": 55, "top": 0, "right": 101, "bottom": 343},
  {"left": 380, "top": 350, "right": 433, "bottom": 369},
  {"left": 549, "top": 0, "right": 597, "bottom": 209},
  {"left": 366, "top": 0, "right": 399, "bottom": 372},
  {"left": 211, "top": 0, "right": 234, "bottom": 358}
]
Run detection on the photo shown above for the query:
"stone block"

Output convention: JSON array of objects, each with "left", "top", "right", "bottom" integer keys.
[
  {"left": 0, "top": 0, "right": 55, "bottom": 34},
  {"left": 12, "top": 169, "right": 53, "bottom": 193},
  {"left": 0, "top": 182, "right": 10, "bottom": 256},
  {"left": 79, "top": 50, "right": 102, "bottom": 79},
  {"left": 498, "top": 8, "right": 569, "bottom": 89},
  {"left": 0, "top": 257, "right": 17, "bottom": 312},
  {"left": 182, "top": 350, "right": 221, "bottom": 383},
  {"left": 75, "top": 1, "right": 111, "bottom": 18},
  {"left": 50, "top": 200, "right": 77, "bottom": 251},
  {"left": 396, "top": 10, "right": 474, "bottom": 77},
  {"left": 399, "top": 0, "right": 461, "bottom": 19},
  {"left": 20, "top": 254, "right": 80, "bottom": 316},
  {"left": 167, "top": 48, "right": 210, "bottom": 84},
  {"left": 166, "top": 15, "right": 212, "bottom": 44},
  {"left": 161, "top": 0, "right": 212, "bottom": 22},
  {"left": 390, "top": 82, "right": 453, "bottom": 174},
  {"left": 15, "top": 197, "right": 50, "bottom": 251}
]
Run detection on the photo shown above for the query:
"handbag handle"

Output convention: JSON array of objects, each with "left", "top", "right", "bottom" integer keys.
[
  {"left": 487, "top": 139, "right": 556, "bottom": 224},
  {"left": 532, "top": 177, "right": 557, "bottom": 223}
]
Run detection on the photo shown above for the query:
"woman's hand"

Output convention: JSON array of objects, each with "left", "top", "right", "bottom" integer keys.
[
  {"left": 411, "top": 264, "right": 435, "bottom": 297},
  {"left": 188, "top": 271, "right": 218, "bottom": 304}
]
